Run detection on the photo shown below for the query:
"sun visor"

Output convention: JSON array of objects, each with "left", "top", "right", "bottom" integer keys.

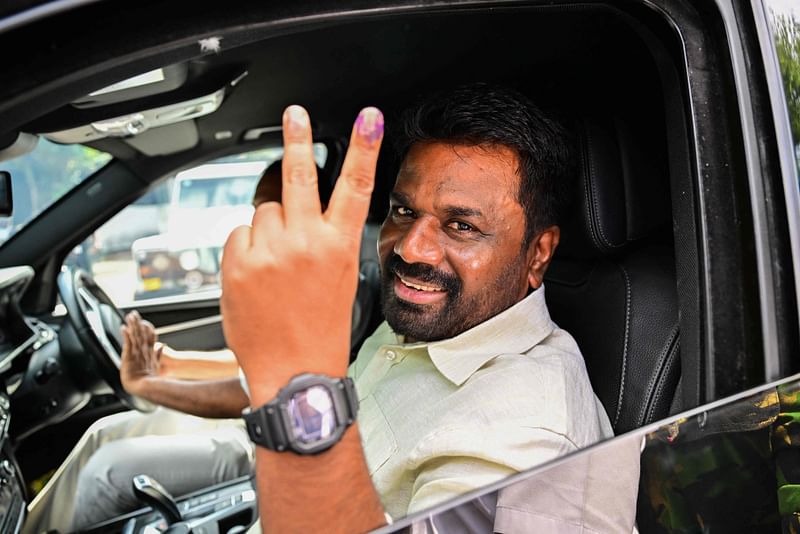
[
  {"left": 71, "top": 64, "right": 189, "bottom": 109},
  {"left": 0, "top": 133, "right": 38, "bottom": 163},
  {"left": 42, "top": 89, "right": 224, "bottom": 144},
  {"left": 123, "top": 121, "right": 199, "bottom": 156}
]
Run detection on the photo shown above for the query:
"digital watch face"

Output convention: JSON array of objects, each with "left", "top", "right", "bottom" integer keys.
[{"left": 287, "top": 385, "right": 337, "bottom": 445}]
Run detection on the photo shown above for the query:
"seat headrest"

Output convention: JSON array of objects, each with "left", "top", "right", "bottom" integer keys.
[{"left": 556, "top": 117, "right": 670, "bottom": 260}]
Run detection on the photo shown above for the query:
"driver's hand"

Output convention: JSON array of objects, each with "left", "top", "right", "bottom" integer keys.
[{"left": 120, "top": 311, "right": 165, "bottom": 396}]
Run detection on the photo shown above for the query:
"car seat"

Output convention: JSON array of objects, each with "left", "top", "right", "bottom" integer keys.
[
  {"left": 545, "top": 116, "right": 680, "bottom": 434},
  {"left": 350, "top": 223, "right": 383, "bottom": 360}
]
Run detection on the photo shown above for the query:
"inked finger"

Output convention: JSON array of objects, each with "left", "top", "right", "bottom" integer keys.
[
  {"left": 326, "top": 107, "right": 383, "bottom": 235},
  {"left": 279, "top": 105, "right": 322, "bottom": 230}
]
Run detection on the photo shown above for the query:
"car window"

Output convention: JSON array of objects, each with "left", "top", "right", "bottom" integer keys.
[
  {"left": 65, "top": 144, "right": 327, "bottom": 305},
  {"left": 0, "top": 138, "right": 111, "bottom": 246},
  {"left": 766, "top": 0, "right": 800, "bottom": 173},
  {"left": 380, "top": 373, "right": 800, "bottom": 534}
]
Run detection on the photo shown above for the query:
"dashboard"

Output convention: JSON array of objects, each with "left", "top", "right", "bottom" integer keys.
[
  {"left": 0, "top": 266, "right": 258, "bottom": 533},
  {"left": 0, "top": 267, "right": 40, "bottom": 533}
]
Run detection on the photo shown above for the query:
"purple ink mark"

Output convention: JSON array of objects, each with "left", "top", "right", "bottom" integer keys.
[{"left": 356, "top": 108, "right": 384, "bottom": 144}]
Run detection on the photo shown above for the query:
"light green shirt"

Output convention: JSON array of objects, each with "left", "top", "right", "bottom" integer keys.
[{"left": 348, "top": 286, "right": 614, "bottom": 520}]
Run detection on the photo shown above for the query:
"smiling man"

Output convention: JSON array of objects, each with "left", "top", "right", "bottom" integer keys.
[
  {"left": 344, "top": 85, "right": 613, "bottom": 518},
  {"left": 224, "top": 83, "right": 614, "bottom": 532}
]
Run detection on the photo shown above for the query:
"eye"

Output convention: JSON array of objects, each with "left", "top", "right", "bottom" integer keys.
[
  {"left": 392, "top": 205, "right": 415, "bottom": 218},
  {"left": 447, "top": 220, "right": 476, "bottom": 233}
]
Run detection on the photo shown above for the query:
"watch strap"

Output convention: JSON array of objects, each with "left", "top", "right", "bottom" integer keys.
[{"left": 243, "top": 396, "right": 289, "bottom": 451}]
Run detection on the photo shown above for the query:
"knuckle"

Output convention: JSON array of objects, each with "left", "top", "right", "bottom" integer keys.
[
  {"left": 344, "top": 169, "right": 375, "bottom": 195},
  {"left": 287, "top": 165, "right": 317, "bottom": 186}
]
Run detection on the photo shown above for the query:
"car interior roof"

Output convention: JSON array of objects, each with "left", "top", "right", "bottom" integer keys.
[
  {"left": 3, "top": 4, "right": 674, "bottom": 212},
  {"left": 0, "top": 1, "right": 682, "bottom": 318}
]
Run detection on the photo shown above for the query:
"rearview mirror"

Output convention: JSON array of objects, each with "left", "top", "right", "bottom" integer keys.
[{"left": 0, "top": 172, "right": 13, "bottom": 216}]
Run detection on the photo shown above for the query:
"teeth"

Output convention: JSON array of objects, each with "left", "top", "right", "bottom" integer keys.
[{"left": 399, "top": 276, "right": 443, "bottom": 292}]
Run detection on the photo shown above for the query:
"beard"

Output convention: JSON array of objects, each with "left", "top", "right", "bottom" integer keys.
[{"left": 380, "top": 252, "right": 528, "bottom": 342}]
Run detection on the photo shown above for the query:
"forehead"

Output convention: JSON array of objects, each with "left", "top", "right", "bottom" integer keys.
[{"left": 395, "top": 142, "right": 521, "bottom": 204}]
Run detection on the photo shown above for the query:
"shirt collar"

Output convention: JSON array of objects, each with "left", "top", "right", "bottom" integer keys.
[{"left": 396, "top": 286, "right": 553, "bottom": 386}]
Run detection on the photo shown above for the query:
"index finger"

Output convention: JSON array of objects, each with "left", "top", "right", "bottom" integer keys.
[
  {"left": 280, "top": 105, "right": 323, "bottom": 230},
  {"left": 325, "top": 107, "right": 384, "bottom": 234}
]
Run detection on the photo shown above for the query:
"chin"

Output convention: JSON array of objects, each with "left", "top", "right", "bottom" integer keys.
[{"left": 383, "top": 298, "right": 450, "bottom": 342}]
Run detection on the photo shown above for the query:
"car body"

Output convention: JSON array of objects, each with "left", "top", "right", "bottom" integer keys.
[{"left": 0, "top": 0, "right": 797, "bottom": 533}]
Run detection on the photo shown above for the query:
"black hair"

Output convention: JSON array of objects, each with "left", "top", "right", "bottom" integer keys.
[{"left": 393, "top": 83, "right": 573, "bottom": 245}]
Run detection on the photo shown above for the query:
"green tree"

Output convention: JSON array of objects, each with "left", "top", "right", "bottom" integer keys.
[{"left": 772, "top": 12, "right": 800, "bottom": 151}]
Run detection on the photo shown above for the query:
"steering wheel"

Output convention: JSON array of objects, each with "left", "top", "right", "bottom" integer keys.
[{"left": 57, "top": 268, "right": 155, "bottom": 412}]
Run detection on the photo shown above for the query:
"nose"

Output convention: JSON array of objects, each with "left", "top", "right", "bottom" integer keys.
[{"left": 394, "top": 218, "right": 444, "bottom": 266}]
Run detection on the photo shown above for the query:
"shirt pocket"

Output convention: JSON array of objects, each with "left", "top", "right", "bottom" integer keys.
[{"left": 359, "top": 394, "right": 398, "bottom": 476}]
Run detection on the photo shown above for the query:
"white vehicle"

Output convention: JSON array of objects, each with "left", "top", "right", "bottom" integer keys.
[{"left": 131, "top": 161, "right": 267, "bottom": 298}]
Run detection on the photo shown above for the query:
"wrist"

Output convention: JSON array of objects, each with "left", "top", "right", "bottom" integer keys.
[
  {"left": 237, "top": 349, "right": 350, "bottom": 406},
  {"left": 123, "top": 374, "right": 159, "bottom": 400}
]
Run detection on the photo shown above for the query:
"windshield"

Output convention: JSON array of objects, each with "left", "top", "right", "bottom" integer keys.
[
  {"left": 0, "top": 138, "right": 111, "bottom": 246},
  {"left": 177, "top": 176, "right": 261, "bottom": 208}
]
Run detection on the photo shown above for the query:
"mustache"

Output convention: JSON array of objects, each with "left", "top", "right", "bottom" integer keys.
[{"left": 384, "top": 254, "right": 461, "bottom": 294}]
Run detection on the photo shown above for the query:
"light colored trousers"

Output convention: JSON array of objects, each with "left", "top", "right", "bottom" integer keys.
[{"left": 24, "top": 408, "right": 253, "bottom": 534}]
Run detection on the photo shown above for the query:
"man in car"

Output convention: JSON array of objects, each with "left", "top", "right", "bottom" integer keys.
[
  {"left": 224, "top": 84, "right": 614, "bottom": 531},
  {"left": 30, "top": 84, "right": 615, "bottom": 532}
]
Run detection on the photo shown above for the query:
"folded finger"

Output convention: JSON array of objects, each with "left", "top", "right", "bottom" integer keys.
[
  {"left": 250, "top": 201, "right": 284, "bottom": 250},
  {"left": 326, "top": 107, "right": 383, "bottom": 235},
  {"left": 222, "top": 225, "right": 252, "bottom": 273},
  {"left": 279, "top": 105, "right": 322, "bottom": 231}
]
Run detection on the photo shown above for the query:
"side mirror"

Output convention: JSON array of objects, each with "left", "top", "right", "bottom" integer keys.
[{"left": 0, "top": 171, "right": 12, "bottom": 217}]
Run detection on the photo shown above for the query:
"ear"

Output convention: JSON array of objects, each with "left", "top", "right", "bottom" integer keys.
[{"left": 526, "top": 226, "right": 560, "bottom": 289}]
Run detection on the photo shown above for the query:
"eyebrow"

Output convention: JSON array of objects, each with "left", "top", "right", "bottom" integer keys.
[
  {"left": 389, "top": 191, "right": 484, "bottom": 219},
  {"left": 389, "top": 191, "right": 412, "bottom": 205},
  {"left": 444, "top": 206, "right": 483, "bottom": 219}
]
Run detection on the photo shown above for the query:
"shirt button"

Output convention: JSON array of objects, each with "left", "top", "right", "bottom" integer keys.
[{"left": 385, "top": 350, "right": 397, "bottom": 361}]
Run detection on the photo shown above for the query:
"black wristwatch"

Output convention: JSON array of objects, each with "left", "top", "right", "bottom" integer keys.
[{"left": 242, "top": 373, "right": 359, "bottom": 455}]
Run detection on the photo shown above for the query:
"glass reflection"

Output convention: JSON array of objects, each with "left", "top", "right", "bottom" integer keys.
[{"left": 380, "top": 378, "right": 800, "bottom": 534}]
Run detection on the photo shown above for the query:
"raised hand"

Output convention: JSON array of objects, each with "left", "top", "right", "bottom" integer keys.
[
  {"left": 119, "top": 310, "right": 164, "bottom": 396},
  {"left": 220, "top": 105, "right": 383, "bottom": 404}
]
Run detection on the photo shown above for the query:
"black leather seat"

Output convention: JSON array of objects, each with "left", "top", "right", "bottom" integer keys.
[
  {"left": 545, "top": 117, "right": 680, "bottom": 434},
  {"left": 350, "top": 223, "right": 383, "bottom": 360}
]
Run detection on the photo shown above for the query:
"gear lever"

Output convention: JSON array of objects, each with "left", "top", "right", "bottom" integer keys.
[{"left": 132, "top": 474, "right": 183, "bottom": 525}]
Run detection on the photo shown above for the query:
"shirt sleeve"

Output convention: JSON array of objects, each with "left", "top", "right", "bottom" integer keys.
[{"left": 406, "top": 424, "right": 578, "bottom": 515}]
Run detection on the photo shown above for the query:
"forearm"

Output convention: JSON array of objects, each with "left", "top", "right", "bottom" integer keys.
[
  {"left": 159, "top": 349, "right": 239, "bottom": 380},
  {"left": 254, "top": 424, "right": 386, "bottom": 533},
  {"left": 133, "top": 376, "right": 249, "bottom": 418}
]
